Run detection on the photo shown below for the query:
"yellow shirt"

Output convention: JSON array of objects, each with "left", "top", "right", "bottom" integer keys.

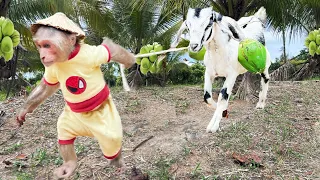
[{"left": 43, "top": 43, "right": 111, "bottom": 112}]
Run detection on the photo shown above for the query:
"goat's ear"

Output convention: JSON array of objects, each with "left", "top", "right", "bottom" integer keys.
[
  {"left": 213, "top": 12, "right": 223, "bottom": 22},
  {"left": 171, "top": 20, "right": 188, "bottom": 48},
  {"left": 208, "top": 6, "right": 213, "bottom": 11}
]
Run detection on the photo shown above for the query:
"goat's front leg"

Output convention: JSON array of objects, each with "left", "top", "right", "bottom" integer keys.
[
  {"left": 204, "top": 69, "right": 217, "bottom": 108},
  {"left": 206, "top": 73, "right": 238, "bottom": 133},
  {"left": 256, "top": 68, "right": 270, "bottom": 109}
]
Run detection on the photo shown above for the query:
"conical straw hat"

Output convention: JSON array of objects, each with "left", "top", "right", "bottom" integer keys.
[{"left": 31, "top": 12, "right": 85, "bottom": 39}]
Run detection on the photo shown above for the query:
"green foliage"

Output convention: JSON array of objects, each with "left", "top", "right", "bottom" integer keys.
[
  {"left": 269, "top": 61, "right": 281, "bottom": 73},
  {"left": 102, "top": 62, "right": 119, "bottom": 87},
  {"left": 168, "top": 62, "right": 190, "bottom": 84},
  {"left": 0, "top": 91, "right": 6, "bottom": 101},
  {"left": 290, "top": 59, "right": 308, "bottom": 66},
  {"left": 168, "top": 62, "right": 205, "bottom": 85}
]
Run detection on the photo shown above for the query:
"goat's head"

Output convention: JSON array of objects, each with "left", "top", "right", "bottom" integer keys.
[{"left": 184, "top": 7, "right": 222, "bottom": 52}]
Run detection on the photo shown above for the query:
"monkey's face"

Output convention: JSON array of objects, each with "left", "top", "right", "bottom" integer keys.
[{"left": 33, "top": 27, "right": 75, "bottom": 67}]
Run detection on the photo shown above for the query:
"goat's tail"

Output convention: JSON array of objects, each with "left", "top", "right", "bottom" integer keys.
[{"left": 254, "top": 7, "right": 267, "bottom": 24}]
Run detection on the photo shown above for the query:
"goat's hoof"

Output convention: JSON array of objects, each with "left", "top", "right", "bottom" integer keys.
[
  {"left": 206, "top": 125, "right": 219, "bottom": 133},
  {"left": 206, "top": 104, "right": 216, "bottom": 109},
  {"left": 205, "top": 98, "right": 217, "bottom": 108},
  {"left": 255, "top": 103, "right": 265, "bottom": 109},
  {"left": 205, "top": 102, "right": 217, "bottom": 109}
]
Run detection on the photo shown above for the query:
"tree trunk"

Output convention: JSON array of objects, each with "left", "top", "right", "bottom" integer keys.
[
  {"left": 235, "top": 72, "right": 261, "bottom": 102},
  {"left": 292, "top": 55, "right": 320, "bottom": 80},
  {"left": 0, "top": 0, "right": 11, "bottom": 17},
  {"left": 270, "top": 61, "right": 295, "bottom": 81},
  {"left": 282, "top": 30, "right": 287, "bottom": 63}
]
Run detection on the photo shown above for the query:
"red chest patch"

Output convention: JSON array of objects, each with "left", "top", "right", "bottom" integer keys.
[{"left": 66, "top": 76, "right": 86, "bottom": 94}]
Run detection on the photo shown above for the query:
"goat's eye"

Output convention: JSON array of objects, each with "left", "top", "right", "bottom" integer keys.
[{"left": 186, "top": 22, "right": 191, "bottom": 28}]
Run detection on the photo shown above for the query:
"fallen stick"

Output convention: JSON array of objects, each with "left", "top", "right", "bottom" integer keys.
[
  {"left": 132, "top": 135, "right": 154, "bottom": 152},
  {"left": 0, "top": 126, "right": 20, "bottom": 146}
]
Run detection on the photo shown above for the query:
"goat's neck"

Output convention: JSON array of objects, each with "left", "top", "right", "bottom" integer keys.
[{"left": 206, "top": 24, "right": 227, "bottom": 51}]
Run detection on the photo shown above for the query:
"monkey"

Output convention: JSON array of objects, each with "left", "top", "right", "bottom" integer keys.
[{"left": 15, "top": 12, "right": 135, "bottom": 179}]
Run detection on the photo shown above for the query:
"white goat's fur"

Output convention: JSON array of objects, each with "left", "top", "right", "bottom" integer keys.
[{"left": 171, "top": 7, "right": 271, "bottom": 133}]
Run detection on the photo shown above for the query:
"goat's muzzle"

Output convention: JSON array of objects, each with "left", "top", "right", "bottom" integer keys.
[{"left": 189, "top": 43, "right": 202, "bottom": 52}]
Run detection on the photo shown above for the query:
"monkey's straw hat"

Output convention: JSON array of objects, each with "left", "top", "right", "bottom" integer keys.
[{"left": 30, "top": 12, "right": 85, "bottom": 39}]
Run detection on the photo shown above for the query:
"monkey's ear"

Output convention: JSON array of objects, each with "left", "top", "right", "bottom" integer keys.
[{"left": 69, "top": 34, "right": 77, "bottom": 45}]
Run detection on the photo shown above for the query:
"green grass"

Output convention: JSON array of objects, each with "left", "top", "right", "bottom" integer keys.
[
  {"left": 125, "top": 99, "right": 140, "bottom": 113},
  {"left": 175, "top": 100, "right": 190, "bottom": 113},
  {"left": 0, "top": 91, "right": 6, "bottom": 101},
  {"left": 15, "top": 172, "right": 34, "bottom": 180},
  {"left": 32, "top": 148, "right": 49, "bottom": 166},
  {"left": 148, "top": 157, "right": 176, "bottom": 179},
  {"left": 306, "top": 76, "right": 320, "bottom": 80},
  {"left": 1, "top": 142, "right": 23, "bottom": 155}
]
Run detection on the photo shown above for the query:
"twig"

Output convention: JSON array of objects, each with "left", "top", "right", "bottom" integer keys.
[
  {"left": 0, "top": 111, "right": 6, "bottom": 127},
  {"left": 0, "top": 126, "right": 20, "bottom": 146},
  {"left": 132, "top": 135, "right": 154, "bottom": 152},
  {"left": 221, "top": 169, "right": 249, "bottom": 176},
  {"left": 134, "top": 47, "right": 188, "bottom": 58}
]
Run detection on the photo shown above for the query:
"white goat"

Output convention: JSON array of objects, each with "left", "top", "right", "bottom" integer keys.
[{"left": 171, "top": 7, "right": 271, "bottom": 133}]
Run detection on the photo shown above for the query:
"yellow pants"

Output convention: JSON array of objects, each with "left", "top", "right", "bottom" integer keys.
[{"left": 57, "top": 96, "right": 122, "bottom": 159}]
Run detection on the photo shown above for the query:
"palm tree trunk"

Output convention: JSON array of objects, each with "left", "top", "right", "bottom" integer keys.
[
  {"left": 0, "top": 0, "right": 11, "bottom": 17},
  {"left": 282, "top": 29, "right": 287, "bottom": 63}
]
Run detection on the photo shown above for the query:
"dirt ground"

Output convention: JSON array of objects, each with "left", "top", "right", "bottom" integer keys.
[{"left": 0, "top": 80, "right": 319, "bottom": 180}]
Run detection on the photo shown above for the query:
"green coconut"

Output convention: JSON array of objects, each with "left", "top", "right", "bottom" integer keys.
[
  {"left": 3, "top": 49, "right": 13, "bottom": 61},
  {"left": 149, "top": 50, "right": 157, "bottom": 62},
  {"left": 154, "top": 44, "right": 163, "bottom": 52},
  {"left": 316, "top": 35, "right": 320, "bottom": 45},
  {"left": 149, "top": 61, "right": 157, "bottom": 74},
  {"left": 189, "top": 47, "right": 206, "bottom": 61},
  {"left": 136, "top": 57, "right": 142, "bottom": 65},
  {"left": 308, "top": 31, "right": 316, "bottom": 41},
  {"left": 141, "top": 57, "right": 151, "bottom": 69},
  {"left": 2, "top": 19, "right": 14, "bottom": 36},
  {"left": 10, "top": 30, "right": 20, "bottom": 47},
  {"left": 316, "top": 46, "right": 320, "bottom": 55},
  {"left": 309, "top": 41, "right": 317, "bottom": 56},
  {"left": 1, "top": 36, "right": 13, "bottom": 53},
  {"left": 146, "top": 44, "right": 154, "bottom": 52},
  {"left": 238, "top": 39, "right": 267, "bottom": 73},
  {"left": 139, "top": 46, "right": 149, "bottom": 54},
  {"left": 140, "top": 66, "right": 149, "bottom": 75}
]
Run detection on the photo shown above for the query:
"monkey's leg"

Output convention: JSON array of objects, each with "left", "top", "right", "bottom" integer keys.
[
  {"left": 53, "top": 144, "right": 77, "bottom": 179},
  {"left": 108, "top": 149, "right": 124, "bottom": 167}
]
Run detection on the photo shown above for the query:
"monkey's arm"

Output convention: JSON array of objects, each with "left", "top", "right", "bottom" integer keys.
[
  {"left": 102, "top": 38, "right": 135, "bottom": 68},
  {"left": 16, "top": 80, "right": 60, "bottom": 126}
]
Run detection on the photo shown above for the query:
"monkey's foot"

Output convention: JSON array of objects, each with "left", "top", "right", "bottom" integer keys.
[{"left": 53, "top": 160, "right": 77, "bottom": 179}]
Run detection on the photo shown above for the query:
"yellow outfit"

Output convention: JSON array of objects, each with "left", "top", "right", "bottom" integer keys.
[{"left": 43, "top": 43, "right": 122, "bottom": 158}]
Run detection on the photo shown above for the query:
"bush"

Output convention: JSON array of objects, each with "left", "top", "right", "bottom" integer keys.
[{"left": 168, "top": 62, "right": 205, "bottom": 85}]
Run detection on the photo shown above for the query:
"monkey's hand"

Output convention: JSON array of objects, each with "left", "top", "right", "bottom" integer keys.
[
  {"left": 16, "top": 108, "right": 32, "bottom": 127},
  {"left": 102, "top": 37, "right": 135, "bottom": 68},
  {"left": 15, "top": 80, "right": 59, "bottom": 127}
]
